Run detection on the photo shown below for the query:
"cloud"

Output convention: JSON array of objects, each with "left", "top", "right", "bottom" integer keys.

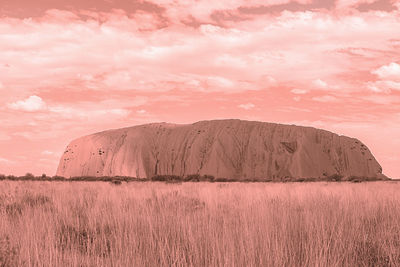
[
  {"left": 44, "top": 9, "right": 80, "bottom": 21},
  {"left": 335, "top": 0, "right": 376, "bottom": 9},
  {"left": 366, "top": 80, "right": 400, "bottom": 93},
  {"left": 48, "top": 106, "right": 131, "bottom": 119},
  {"left": 0, "top": 157, "right": 15, "bottom": 165},
  {"left": 360, "top": 94, "right": 400, "bottom": 104},
  {"left": 7, "top": 95, "right": 46, "bottom": 112},
  {"left": 7, "top": 95, "right": 133, "bottom": 119},
  {"left": 372, "top": 62, "right": 400, "bottom": 80},
  {"left": 150, "top": 0, "right": 314, "bottom": 24},
  {"left": 356, "top": 0, "right": 398, "bottom": 12},
  {"left": 278, "top": 106, "right": 311, "bottom": 112},
  {"left": 365, "top": 62, "right": 400, "bottom": 93},
  {"left": 366, "top": 82, "right": 387, "bottom": 93},
  {"left": 312, "top": 79, "right": 328, "bottom": 89},
  {"left": 41, "top": 150, "right": 54, "bottom": 155},
  {"left": 312, "top": 95, "right": 338, "bottom": 102},
  {"left": 0, "top": 9, "right": 398, "bottom": 97},
  {"left": 291, "top": 88, "right": 309, "bottom": 94},
  {"left": 238, "top": 103, "right": 255, "bottom": 110},
  {"left": 137, "top": 109, "right": 147, "bottom": 114}
]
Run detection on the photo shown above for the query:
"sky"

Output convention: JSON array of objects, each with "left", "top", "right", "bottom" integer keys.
[{"left": 0, "top": 0, "right": 399, "bottom": 178}]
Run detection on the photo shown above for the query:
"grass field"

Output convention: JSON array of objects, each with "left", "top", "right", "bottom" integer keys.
[{"left": 1, "top": 181, "right": 400, "bottom": 266}]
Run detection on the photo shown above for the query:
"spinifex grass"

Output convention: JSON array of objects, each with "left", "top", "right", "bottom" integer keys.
[{"left": 0, "top": 181, "right": 400, "bottom": 266}]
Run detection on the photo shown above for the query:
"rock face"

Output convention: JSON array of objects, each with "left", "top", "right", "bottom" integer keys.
[{"left": 56, "top": 119, "right": 385, "bottom": 180}]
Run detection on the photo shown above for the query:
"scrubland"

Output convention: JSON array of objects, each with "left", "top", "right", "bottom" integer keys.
[{"left": 1, "top": 181, "right": 400, "bottom": 266}]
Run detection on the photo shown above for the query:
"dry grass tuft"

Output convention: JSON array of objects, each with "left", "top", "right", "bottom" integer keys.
[
  {"left": 57, "top": 222, "right": 114, "bottom": 257},
  {"left": 0, "top": 234, "right": 19, "bottom": 267}
]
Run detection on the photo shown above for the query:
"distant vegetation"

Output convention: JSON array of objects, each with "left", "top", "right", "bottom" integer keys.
[
  {"left": 0, "top": 173, "right": 388, "bottom": 183},
  {"left": 0, "top": 181, "right": 400, "bottom": 266}
]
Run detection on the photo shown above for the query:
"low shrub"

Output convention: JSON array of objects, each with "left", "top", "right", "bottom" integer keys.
[
  {"left": 184, "top": 174, "right": 201, "bottom": 182},
  {"left": 52, "top": 176, "right": 66, "bottom": 181},
  {"left": 215, "top": 177, "right": 236, "bottom": 182},
  {"left": 328, "top": 174, "right": 344, "bottom": 181},
  {"left": 151, "top": 175, "right": 182, "bottom": 182},
  {"left": 347, "top": 176, "right": 377, "bottom": 182},
  {"left": 0, "top": 174, "right": 387, "bottom": 183},
  {"left": 202, "top": 175, "right": 215, "bottom": 181},
  {"left": 110, "top": 180, "right": 122, "bottom": 185}
]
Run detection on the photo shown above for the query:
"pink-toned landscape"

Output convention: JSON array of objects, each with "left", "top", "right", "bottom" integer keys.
[{"left": 1, "top": 0, "right": 400, "bottom": 266}]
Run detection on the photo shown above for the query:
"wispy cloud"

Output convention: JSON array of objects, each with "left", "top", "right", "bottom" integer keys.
[
  {"left": 8, "top": 96, "right": 47, "bottom": 112},
  {"left": 312, "top": 95, "right": 338, "bottom": 102},
  {"left": 238, "top": 103, "right": 255, "bottom": 110},
  {"left": 0, "top": 157, "right": 15, "bottom": 165},
  {"left": 291, "top": 88, "right": 309, "bottom": 94}
]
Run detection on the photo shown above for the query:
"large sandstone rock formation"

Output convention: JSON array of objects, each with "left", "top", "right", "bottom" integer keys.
[{"left": 56, "top": 119, "right": 385, "bottom": 180}]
